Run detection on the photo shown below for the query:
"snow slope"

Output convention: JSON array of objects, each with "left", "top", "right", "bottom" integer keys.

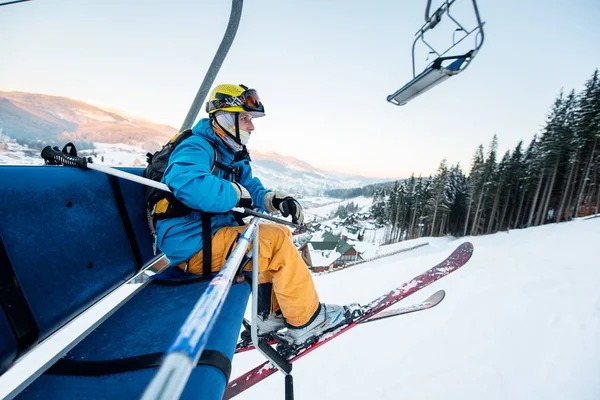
[
  {"left": 2, "top": 216, "right": 598, "bottom": 399},
  {"left": 232, "top": 218, "right": 600, "bottom": 400}
]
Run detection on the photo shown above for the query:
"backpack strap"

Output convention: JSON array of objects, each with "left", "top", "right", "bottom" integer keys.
[{"left": 209, "top": 140, "right": 222, "bottom": 173}]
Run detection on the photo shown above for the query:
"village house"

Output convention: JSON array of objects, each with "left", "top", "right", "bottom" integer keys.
[{"left": 298, "top": 231, "right": 362, "bottom": 273}]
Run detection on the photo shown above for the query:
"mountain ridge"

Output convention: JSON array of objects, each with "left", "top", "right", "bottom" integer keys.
[
  {"left": 0, "top": 91, "right": 175, "bottom": 150},
  {"left": 0, "top": 90, "right": 389, "bottom": 194}
]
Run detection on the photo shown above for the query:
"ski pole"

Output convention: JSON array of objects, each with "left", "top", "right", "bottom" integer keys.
[
  {"left": 40, "top": 145, "right": 312, "bottom": 232},
  {"left": 141, "top": 217, "right": 259, "bottom": 400},
  {"left": 236, "top": 208, "right": 311, "bottom": 231}
]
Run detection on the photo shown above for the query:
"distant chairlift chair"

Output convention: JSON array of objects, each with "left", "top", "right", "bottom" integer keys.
[{"left": 387, "top": 0, "right": 485, "bottom": 106}]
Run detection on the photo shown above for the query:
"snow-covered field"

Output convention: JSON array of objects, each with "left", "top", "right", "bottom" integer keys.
[
  {"left": 82, "top": 142, "right": 147, "bottom": 167},
  {"left": 233, "top": 217, "right": 600, "bottom": 400},
  {"left": 303, "top": 195, "right": 373, "bottom": 220},
  {"left": 2, "top": 199, "right": 598, "bottom": 399}
]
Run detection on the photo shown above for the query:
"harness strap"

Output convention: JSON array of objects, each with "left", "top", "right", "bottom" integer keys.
[
  {"left": 213, "top": 161, "right": 232, "bottom": 172},
  {"left": 46, "top": 349, "right": 232, "bottom": 382},
  {"left": 202, "top": 213, "right": 213, "bottom": 277}
]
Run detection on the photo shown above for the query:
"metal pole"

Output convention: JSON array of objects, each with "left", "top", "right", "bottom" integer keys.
[
  {"left": 41, "top": 145, "right": 310, "bottom": 230},
  {"left": 88, "top": 163, "right": 170, "bottom": 191},
  {"left": 250, "top": 226, "right": 261, "bottom": 353},
  {"left": 82, "top": 163, "right": 305, "bottom": 230},
  {"left": 179, "top": 0, "right": 244, "bottom": 131},
  {"left": 471, "top": 0, "right": 485, "bottom": 51},
  {"left": 141, "top": 218, "right": 260, "bottom": 400}
]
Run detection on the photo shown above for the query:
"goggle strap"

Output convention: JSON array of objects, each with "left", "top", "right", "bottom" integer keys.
[{"left": 207, "top": 89, "right": 263, "bottom": 113}]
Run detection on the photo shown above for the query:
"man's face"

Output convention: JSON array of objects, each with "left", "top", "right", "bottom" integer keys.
[{"left": 238, "top": 113, "right": 254, "bottom": 133}]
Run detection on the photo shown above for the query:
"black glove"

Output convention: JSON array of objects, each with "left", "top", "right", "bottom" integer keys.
[
  {"left": 264, "top": 191, "right": 304, "bottom": 225},
  {"left": 231, "top": 182, "right": 253, "bottom": 208}
]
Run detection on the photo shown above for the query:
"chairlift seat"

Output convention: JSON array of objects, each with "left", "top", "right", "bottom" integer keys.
[
  {"left": 387, "top": 56, "right": 467, "bottom": 106},
  {"left": 389, "top": 0, "right": 484, "bottom": 106},
  {"left": 2, "top": 165, "right": 252, "bottom": 399},
  {"left": 16, "top": 269, "right": 250, "bottom": 400},
  {"left": 0, "top": 166, "right": 159, "bottom": 374}
]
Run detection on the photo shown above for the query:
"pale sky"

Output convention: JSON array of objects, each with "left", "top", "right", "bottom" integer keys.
[{"left": 2, "top": 0, "right": 599, "bottom": 179}]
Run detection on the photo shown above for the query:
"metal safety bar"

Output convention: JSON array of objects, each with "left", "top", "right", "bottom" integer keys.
[{"left": 141, "top": 218, "right": 260, "bottom": 400}]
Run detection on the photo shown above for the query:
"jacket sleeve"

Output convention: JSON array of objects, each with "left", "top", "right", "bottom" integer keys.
[
  {"left": 235, "top": 159, "right": 270, "bottom": 210},
  {"left": 163, "top": 137, "right": 238, "bottom": 213}
]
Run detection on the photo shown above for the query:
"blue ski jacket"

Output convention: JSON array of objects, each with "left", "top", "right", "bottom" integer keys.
[{"left": 155, "top": 118, "right": 270, "bottom": 265}]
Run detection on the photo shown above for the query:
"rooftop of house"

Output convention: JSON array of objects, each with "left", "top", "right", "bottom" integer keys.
[
  {"left": 301, "top": 231, "right": 358, "bottom": 267},
  {"left": 306, "top": 231, "right": 354, "bottom": 253},
  {"left": 306, "top": 243, "right": 341, "bottom": 266}
]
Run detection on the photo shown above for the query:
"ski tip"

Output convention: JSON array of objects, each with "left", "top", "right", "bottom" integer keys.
[
  {"left": 459, "top": 241, "right": 474, "bottom": 254},
  {"left": 431, "top": 289, "right": 446, "bottom": 302}
]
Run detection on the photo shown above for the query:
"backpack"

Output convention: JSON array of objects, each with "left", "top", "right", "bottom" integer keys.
[
  {"left": 143, "top": 129, "right": 249, "bottom": 275},
  {"left": 143, "top": 129, "right": 221, "bottom": 224},
  {"left": 143, "top": 129, "right": 221, "bottom": 261}
]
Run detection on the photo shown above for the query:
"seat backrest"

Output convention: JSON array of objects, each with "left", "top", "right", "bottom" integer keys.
[{"left": 0, "top": 165, "right": 158, "bottom": 373}]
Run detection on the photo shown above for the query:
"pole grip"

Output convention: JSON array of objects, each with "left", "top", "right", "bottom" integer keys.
[{"left": 41, "top": 146, "right": 91, "bottom": 169}]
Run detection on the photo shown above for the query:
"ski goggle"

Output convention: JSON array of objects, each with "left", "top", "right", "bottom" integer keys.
[{"left": 206, "top": 89, "right": 264, "bottom": 114}]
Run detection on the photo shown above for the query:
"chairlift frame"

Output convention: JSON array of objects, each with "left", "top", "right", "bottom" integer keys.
[
  {"left": 1, "top": 1, "right": 488, "bottom": 399},
  {"left": 387, "top": 0, "right": 485, "bottom": 106}
]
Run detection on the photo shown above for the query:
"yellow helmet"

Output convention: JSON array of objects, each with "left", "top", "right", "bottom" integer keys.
[{"left": 206, "top": 84, "right": 265, "bottom": 117}]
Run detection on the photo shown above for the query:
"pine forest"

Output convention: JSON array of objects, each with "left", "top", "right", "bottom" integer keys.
[{"left": 368, "top": 69, "right": 600, "bottom": 243}]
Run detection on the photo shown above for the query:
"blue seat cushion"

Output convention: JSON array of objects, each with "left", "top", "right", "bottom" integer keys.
[{"left": 17, "top": 275, "right": 250, "bottom": 400}]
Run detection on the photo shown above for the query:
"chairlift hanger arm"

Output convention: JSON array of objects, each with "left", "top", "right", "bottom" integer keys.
[
  {"left": 424, "top": 0, "right": 484, "bottom": 37},
  {"left": 424, "top": 0, "right": 457, "bottom": 31},
  {"left": 179, "top": 0, "right": 243, "bottom": 131},
  {"left": 0, "top": 0, "right": 31, "bottom": 6},
  {"left": 420, "top": 0, "right": 485, "bottom": 55},
  {"left": 388, "top": 0, "right": 485, "bottom": 106},
  {"left": 413, "top": 0, "right": 485, "bottom": 76}
]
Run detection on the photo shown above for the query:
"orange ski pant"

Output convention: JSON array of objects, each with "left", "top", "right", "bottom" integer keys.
[{"left": 178, "top": 223, "right": 320, "bottom": 327}]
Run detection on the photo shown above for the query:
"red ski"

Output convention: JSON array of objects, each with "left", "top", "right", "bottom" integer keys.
[
  {"left": 359, "top": 289, "right": 445, "bottom": 323},
  {"left": 235, "top": 337, "right": 275, "bottom": 354},
  {"left": 236, "top": 290, "right": 445, "bottom": 353},
  {"left": 224, "top": 242, "right": 474, "bottom": 399}
]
